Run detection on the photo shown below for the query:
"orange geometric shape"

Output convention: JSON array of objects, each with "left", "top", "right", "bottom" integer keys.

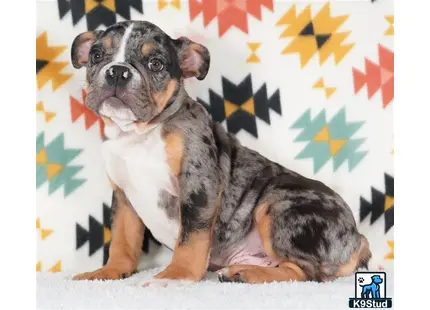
[
  {"left": 189, "top": 0, "right": 273, "bottom": 37},
  {"left": 353, "top": 44, "right": 394, "bottom": 108},
  {"left": 70, "top": 90, "right": 105, "bottom": 139}
]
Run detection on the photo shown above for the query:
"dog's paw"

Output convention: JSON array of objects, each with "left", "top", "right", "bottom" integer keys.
[
  {"left": 140, "top": 278, "right": 193, "bottom": 288},
  {"left": 72, "top": 268, "right": 131, "bottom": 281},
  {"left": 153, "top": 264, "right": 201, "bottom": 281}
]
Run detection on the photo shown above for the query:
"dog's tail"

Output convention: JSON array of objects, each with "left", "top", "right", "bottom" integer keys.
[{"left": 357, "top": 234, "right": 372, "bottom": 270}]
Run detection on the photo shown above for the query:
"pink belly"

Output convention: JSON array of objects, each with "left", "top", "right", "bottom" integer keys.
[{"left": 209, "top": 226, "right": 280, "bottom": 271}]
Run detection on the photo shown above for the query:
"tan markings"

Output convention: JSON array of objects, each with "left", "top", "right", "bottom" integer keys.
[
  {"left": 153, "top": 79, "right": 177, "bottom": 112},
  {"left": 73, "top": 188, "right": 145, "bottom": 281},
  {"left": 255, "top": 203, "right": 281, "bottom": 260},
  {"left": 336, "top": 236, "right": 371, "bottom": 277},
  {"left": 163, "top": 131, "right": 184, "bottom": 177},
  {"left": 101, "top": 116, "right": 115, "bottom": 127},
  {"left": 154, "top": 230, "right": 211, "bottom": 281},
  {"left": 141, "top": 43, "right": 156, "bottom": 56},
  {"left": 102, "top": 36, "right": 112, "bottom": 50}
]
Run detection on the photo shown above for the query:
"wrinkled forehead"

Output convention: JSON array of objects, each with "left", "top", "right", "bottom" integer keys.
[{"left": 98, "top": 21, "right": 173, "bottom": 60}]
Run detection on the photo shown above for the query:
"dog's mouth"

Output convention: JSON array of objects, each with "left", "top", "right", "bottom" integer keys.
[{"left": 99, "top": 97, "right": 138, "bottom": 132}]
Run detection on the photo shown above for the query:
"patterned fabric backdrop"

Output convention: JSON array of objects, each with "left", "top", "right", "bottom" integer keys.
[{"left": 36, "top": 0, "right": 394, "bottom": 274}]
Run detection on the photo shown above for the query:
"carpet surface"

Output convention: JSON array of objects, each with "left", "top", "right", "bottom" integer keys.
[{"left": 37, "top": 267, "right": 393, "bottom": 310}]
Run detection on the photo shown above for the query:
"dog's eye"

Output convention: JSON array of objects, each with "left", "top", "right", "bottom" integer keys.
[
  {"left": 148, "top": 58, "right": 164, "bottom": 72},
  {"left": 91, "top": 51, "right": 103, "bottom": 64}
]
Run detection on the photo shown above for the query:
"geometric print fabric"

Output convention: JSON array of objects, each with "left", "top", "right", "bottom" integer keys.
[{"left": 37, "top": 0, "right": 394, "bottom": 273}]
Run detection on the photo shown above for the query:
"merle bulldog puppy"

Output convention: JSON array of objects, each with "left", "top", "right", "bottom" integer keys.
[{"left": 71, "top": 21, "right": 371, "bottom": 284}]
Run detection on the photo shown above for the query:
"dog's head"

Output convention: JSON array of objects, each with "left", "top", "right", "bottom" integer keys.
[
  {"left": 71, "top": 21, "right": 210, "bottom": 131},
  {"left": 371, "top": 275, "right": 383, "bottom": 284}
]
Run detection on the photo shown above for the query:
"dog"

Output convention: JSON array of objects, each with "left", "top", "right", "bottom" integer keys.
[
  {"left": 360, "top": 275, "right": 383, "bottom": 298},
  {"left": 70, "top": 20, "right": 371, "bottom": 284}
]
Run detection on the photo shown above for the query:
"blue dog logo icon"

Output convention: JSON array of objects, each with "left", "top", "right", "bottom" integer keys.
[
  {"left": 349, "top": 271, "right": 392, "bottom": 308},
  {"left": 359, "top": 275, "right": 383, "bottom": 299}
]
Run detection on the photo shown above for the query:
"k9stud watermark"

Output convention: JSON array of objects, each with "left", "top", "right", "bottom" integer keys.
[{"left": 349, "top": 272, "right": 392, "bottom": 308}]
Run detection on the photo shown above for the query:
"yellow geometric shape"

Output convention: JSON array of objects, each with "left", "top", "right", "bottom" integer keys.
[
  {"left": 44, "top": 112, "right": 56, "bottom": 123},
  {"left": 384, "top": 195, "right": 394, "bottom": 211},
  {"left": 319, "top": 32, "right": 355, "bottom": 65},
  {"left": 36, "top": 149, "right": 47, "bottom": 165},
  {"left": 36, "top": 101, "right": 44, "bottom": 112},
  {"left": 85, "top": 0, "right": 98, "bottom": 13},
  {"left": 36, "top": 32, "right": 72, "bottom": 91},
  {"left": 158, "top": 0, "right": 181, "bottom": 10},
  {"left": 329, "top": 140, "right": 346, "bottom": 156},
  {"left": 314, "top": 125, "right": 330, "bottom": 142},
  {"left": 277, "top": 3, "right": 354, "bottom": 67},
  {"left": 282, "top": 36, "right": 318, "bottom": 67},
  {"left": 41, "top": 229, "right": 53, "bottom": 240},
  {"left": 325, "top": 87, "right": 336, "bottom": 99},
  {"left": 102, "top": 0, "right": 116, "bottom": 12},
  {"left": 242, "top": 98, "right": 255, "bottom": 115},
  {"left": 246, "top": 42, "right": 262, "bottom": 63},
  {"left": 36, "top": 218, "right": 53, "bottom": 240},
  {"left": 384, "top": 240, "right": 394, "bottom": 260},
  {"left": 384, "top": 16, "right": 394, "bottom": 36},
  {"left": 47, "top": 164, "right": 64, "bottom": 180},
  {"left": 48, "top": 261, "right": 62, "bottom": 273},
  {"left": 224, "top": 100, "right": 239, "bottom": 118},
  {"left": 104, "top": 227, "right": 112, "bottom": 244},
  {"left": 36, "top": 32, "right": 67, "bottom": 63},
  {"left": 313, "top": 78, "right": 325, "bottom": 89},
  {"left": 36, "top": 101, "right": 56, "bottom": 123},
  {"left": 312, "top": 3, "right": 349, "bottom": 35},
  {"left": 36, "top": 261, "right": 42, "bottom": 272}
]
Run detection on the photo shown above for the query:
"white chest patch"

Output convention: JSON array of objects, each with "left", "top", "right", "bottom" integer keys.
[{"left": 101, "top": 126, "right": 179, "bottom": 250}]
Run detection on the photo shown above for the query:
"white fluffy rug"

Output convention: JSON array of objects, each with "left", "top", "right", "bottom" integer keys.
[{"left": 36, "top": 267, "right": 393, "bottom": 310}]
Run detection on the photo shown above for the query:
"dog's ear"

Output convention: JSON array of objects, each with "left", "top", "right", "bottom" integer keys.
[
  {"left": 71, "top": 30, "right": 104, "bottom": 69},
  {"left": 173, "top": 37, "right": 210, "bottom": 80}
]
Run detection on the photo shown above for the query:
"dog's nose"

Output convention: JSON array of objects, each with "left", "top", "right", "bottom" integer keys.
[{"left": 105, "top": 65, "right": 132, "bottom": 86}]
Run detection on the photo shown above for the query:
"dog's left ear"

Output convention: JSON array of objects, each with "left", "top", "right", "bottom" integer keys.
[
  {"left": 71, "top": 30, "right": 104, "bottom": 69},
  {"left": 173, "top": 37, "right": 210, "bottom": 80}
]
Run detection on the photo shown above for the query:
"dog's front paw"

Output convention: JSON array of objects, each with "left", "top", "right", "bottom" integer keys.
[
  {"left": 72, "top": 267, "right": 132, "bottom": 281},
  {"left": 153, "top": 264, "right": 201, "bottom": 281}
]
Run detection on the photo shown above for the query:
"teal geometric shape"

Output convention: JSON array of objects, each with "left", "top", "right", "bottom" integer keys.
[
  {"left": 328, "top": 108, "right": 364, "bottom": 140},
  {"left": 290, "top": 107, "right": 367, "bottom": 173},
  {"left": 36, "top": 132, "right": 86, "bottom": 197}
]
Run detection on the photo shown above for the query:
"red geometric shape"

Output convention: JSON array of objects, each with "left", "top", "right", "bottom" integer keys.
[
  {"left": 70, "top": 90, "right": 105, "bottom": 138},
  {"left": 189, "top": 0, "right": 273, "bottom": 37},
  {"left": 353, "top": 44, "right": 394, "bottom": 108}
]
